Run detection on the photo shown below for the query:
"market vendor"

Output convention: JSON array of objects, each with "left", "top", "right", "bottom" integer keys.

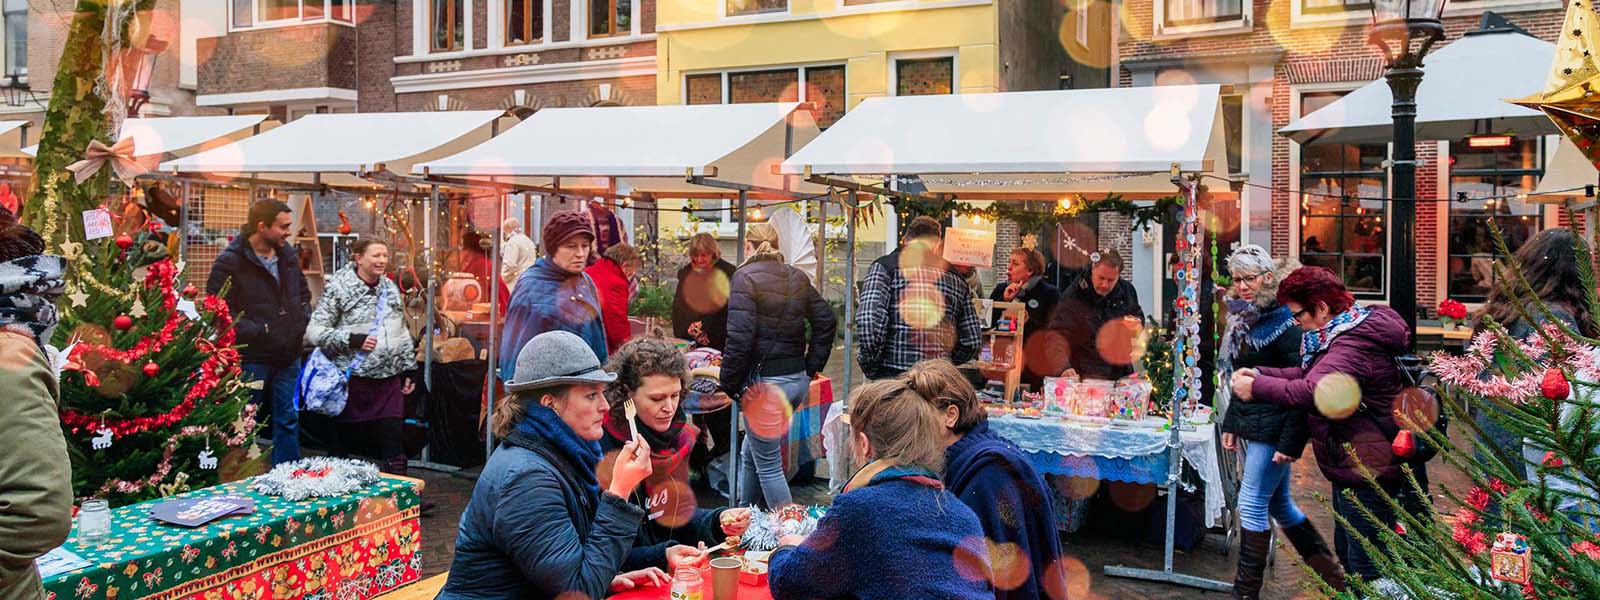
[{"left": 1047, "top": 250, "right": 1143, "bottom": 380}]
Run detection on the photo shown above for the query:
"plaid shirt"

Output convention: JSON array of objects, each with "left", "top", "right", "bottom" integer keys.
[{"left": 855, "top": 250, "right": 982, "bottom": 378}]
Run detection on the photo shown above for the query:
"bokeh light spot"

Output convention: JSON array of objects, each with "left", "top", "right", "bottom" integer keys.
[
  {"left": 988, "top": 541, "right": 1032, "bottom": 591},
  {"left": 742, "top": 382, "right": 795, "bottom": 439},
  {"left": 1313, "top": 372, "right": 1362, "bottom": 419},
  {"left": 1053, "top": 475, "right": 1101, "bottom": 500},
  {"left": 1095, "top": 319, "right": 1141, "bottom": 367},
  {"left": 952, "top": 535, "right": 993, "bottom": 583},
  {"left": 1393, "top": 387, "right": 1439, "bottom": 432},
  {"left": 1107, "top": 481, "right": 1157, "bottom": 513}
]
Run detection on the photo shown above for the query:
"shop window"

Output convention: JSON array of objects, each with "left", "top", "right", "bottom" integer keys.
[
  {"left": 1301, "top": 0, "right": 1371, "bottom": 14},
  {"left": 1222, "top": 94, "right": 1243, "bottom": 175},
  {"left": 1447, "top": 138, "right": 1543, "bottom": 302},
  {"left": 431, "top": 0, "right": 465, "bottom": 52},
  {"left": 506, "top": 0, "right": 544, "bottom": 45},
  {"left": 726, "top": 0, "right": 786, "bottom": 17},
  {"left": 1298, "top": 91, "right": 1388, "bottom": 297},
  {"left": 590, "top": 0, "right": 631, "bottom": 37},
  {"left": 729, "top": 69, "right": 799, "bottom": 104},
  {"left": 4, "top": 0, "right": 24, "bottom": 79},
  {"left": 686, "top": 74, "right": 723, "bottom": 105},
  {"left": 1163, "top": 0, "right": 1244, "bottom": 27},
  {"left": 895, "top": 57, "right": 954, "bottom": 97}
]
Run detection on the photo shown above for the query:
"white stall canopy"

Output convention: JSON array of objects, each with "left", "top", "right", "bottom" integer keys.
[
  {"left": 0, "top": 121, "right": 30, "bottom": 159},
  {"left": 415, "top": 102, "right": 822, "bottom": 196},
  {"left": 161, "top": 111, "right": 509, "bottom": 187},
  {"left": 778, "top": 85, "right": 1229, "bottom": 197},
  {"left": 1280, "top": 21, "right": 1556, "bottom": 144},
  {"left": 22, "top": 116, "right": 270, "bottom": 161}
]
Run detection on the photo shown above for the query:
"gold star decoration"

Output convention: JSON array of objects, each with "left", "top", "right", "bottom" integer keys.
[
  {"left": 68, "top": 288, "right": 89, "bottom": 307},
  {"left": 59, "top": 242, "right": 82, "bottom": 261},
  {"left": 1511, "top": 0, "right": 1600, "bottom": 167}
]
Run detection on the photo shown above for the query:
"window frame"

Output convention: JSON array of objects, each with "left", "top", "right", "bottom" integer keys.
[
  {"left": 1292, "top": 86, "right": 1392, "bottom": 300},
  {"left": 890, "top": 52, "right": 957, "bottom": 98},
  {"left": 503, "top": 0, "right": 545, "bottom": 46},
  {"left": 229, "top": 0, "right": 355, "bottom": 31},
  {"left": 3, "top": 0, "right": 25, "bottom": 80},
  {"left": 588, "top": 0, "right": 631, "bottom": 38},
  {"left": 724, "top": 0, "right": 788, "bottom": 18},
  {"left": 430, "top": 0, "right": 465, "bottom": 53},
  {"left": 1153, "top": 0, "right": 1252, "bottom": 39},
  {"left": 1445, "top": 138, "right": 1545, "bottom": 303}
]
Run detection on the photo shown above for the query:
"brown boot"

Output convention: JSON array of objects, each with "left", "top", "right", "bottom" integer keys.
[
  {"left": 1282, "top": 520, "right": 1346, "bottom": 593},
  {"left": 1232, "top": 529, "right": 1272, "bottom": 599}
]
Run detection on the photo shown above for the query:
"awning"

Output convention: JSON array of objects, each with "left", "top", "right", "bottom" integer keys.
[
  {"left": 21, "top": 116, "right": 269, "bottom": 161},
  {"left": 414, "top": 103, "right": 821, "bottom": 196},
  {"left": 162, "top": 111, "right": 509, "bottom": 187},
  {"left": 1530, "top": 136, "right": 1596, "bottom": 199},
  {"left": 1279, "top": 23, "right": 1556, "bottom": 144},
  {"left": 778, "top": 85, "right": 1228, "bottom": 196},
  {"left": 0, "top": 121, "right": 30, "bottom": 159}
]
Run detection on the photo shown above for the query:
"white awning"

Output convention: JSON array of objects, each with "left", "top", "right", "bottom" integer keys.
[
  {"left": 20, "top": 116, "right": 269, "bottom": 161},
  {"left": 0, "top": 121, "right": 30, "bottom": 159},
  {"left": 162, "top": 111, "right": 509, "bottom": 186},
  {"left": 778, "top": 85, "right": 1227, "bottom": 195},
  {"left": 414, "top": 103, "right": 821, "bottom": 195},
  {"left": 1280, "top": 29, "right": 1557, "bottom": 144}
]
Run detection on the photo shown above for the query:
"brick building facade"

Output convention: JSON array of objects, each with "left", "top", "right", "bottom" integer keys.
[{"left": 1117, "top": 0, "right": 1571, "bottom": 313}]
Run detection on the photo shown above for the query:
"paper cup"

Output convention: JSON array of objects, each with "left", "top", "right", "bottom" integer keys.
[{"left": 709, "top": 557, "right": 742, "bottom": 600}]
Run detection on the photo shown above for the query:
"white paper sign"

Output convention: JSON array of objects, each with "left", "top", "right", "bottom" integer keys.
[
  {"left": 942, "top": 227, "right": 996, "bottom": 268},
  {"left": 176, "top": 299, "right": 200, "bottom": 321},
  {"left": 82, "top": 209, "right": 113, "bottom": 241},
  {"left": 36, "top": 546, "right": 92, "bottom": 578}
]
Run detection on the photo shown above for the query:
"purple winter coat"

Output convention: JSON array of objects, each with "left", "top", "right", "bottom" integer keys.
[{"left": 1249, "top": 305, "right": 1411, "bottom": 487}]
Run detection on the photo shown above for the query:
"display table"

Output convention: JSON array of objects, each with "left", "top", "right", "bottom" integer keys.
[
  {"left": 608, "top": 581, "right": 773, "bottom": 600},
  {"left": 988, "top": 415, "right": 1224, "bottom": 528},
  {"left": 43, "top": 476, "right": 423, "bottom": 600}
]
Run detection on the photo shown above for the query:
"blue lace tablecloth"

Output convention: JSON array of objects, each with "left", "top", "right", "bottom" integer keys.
[{"left": 988, "top": 415, "right": 1225, "bottom": 527}]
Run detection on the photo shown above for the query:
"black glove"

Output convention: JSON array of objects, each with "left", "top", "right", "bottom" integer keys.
[{"left": 348, "top": 333, "right": 369, "bottom": 349}]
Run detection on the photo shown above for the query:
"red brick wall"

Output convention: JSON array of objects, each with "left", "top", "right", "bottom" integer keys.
[
  {"left": 197, "top": 23, "right": 353, "bottom": 96},
  {"left": 357, "top": 1, "right": 400, "bottom": 113},
  {"left": 394, "top": 74, "right": 654, "bottom": 110}
]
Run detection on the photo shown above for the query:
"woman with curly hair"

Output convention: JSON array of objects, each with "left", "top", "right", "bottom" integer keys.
[{"left": 598, "top": 337, "right": 751, "bottom": 572}]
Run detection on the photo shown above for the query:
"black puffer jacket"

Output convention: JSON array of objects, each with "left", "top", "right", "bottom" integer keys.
[
  {"left": 206, "top": 236, "right": 310, "bottom": 367},
  {"left": 721, "top": 253, "right": 837, "bottom": 397},
  {"left": 1220, "top": 304, "right": 1310, "bottom": 458}
]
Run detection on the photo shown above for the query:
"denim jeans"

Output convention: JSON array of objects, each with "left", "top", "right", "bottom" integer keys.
[
  {"left": 738, "top": 370, "right": 810, "bottom": 509},
  {"left": 242, "top": 360, "right": 302, "bottom": 466},
  {"left": 1238, "top": 440, "right": 1307, "bottom": 532},
  {"left": 1332, "top": 478, "right": 1425, "bottom": 582}
]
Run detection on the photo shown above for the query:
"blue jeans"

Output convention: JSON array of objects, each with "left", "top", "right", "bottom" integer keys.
[
  {"left": 738, "top": 370, "right": 810, "bottom": 509},
  {"left": 242, "top": 360, "right": 302, "bottom": 466},
  {"left": 1238, "top": 440, "right": 1307, "bottom": 533},
  {"left": 1332, "top": 478, "right": 1425, "bottom": 582}
]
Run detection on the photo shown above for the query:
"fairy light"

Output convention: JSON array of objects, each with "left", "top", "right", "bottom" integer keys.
[{"left": 1058, "top": 197, "right": 1075, "bottom": 212}]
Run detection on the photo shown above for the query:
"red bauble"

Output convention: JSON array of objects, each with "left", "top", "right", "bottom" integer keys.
[
  {"left": 112, "top": 315, "right": 134, "bottom": 331},
  {"left": 1392, "top": 429, "right": 1416, "bottom": 458},
  {"left": 142, "top": 362, "right": 159, "bottom": 377},
  {"left": 114, "top": 234, "right": 135, "bottom": 250},
  {"left": 181, "top": 284, "right": 198, "bottom": 299},
  {"left": 1542, "top": 368, "right": 1571, "bottom": 400}
]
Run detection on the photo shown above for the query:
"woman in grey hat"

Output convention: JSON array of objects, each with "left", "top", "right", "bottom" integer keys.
[{"left": 439, "top": 331, "right": 664, "bottom": 600}]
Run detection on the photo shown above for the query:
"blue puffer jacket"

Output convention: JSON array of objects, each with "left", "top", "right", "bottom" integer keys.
[
  {"left": 437, "top": 431, "right": 645, "bottom": 600},
  {"left": 499, "top": 258, "right": 608, "bottom": 381}
]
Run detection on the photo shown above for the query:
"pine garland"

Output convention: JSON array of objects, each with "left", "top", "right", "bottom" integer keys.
[{"left": 895, "top": 194, "right": 1183, "bottom": 233}]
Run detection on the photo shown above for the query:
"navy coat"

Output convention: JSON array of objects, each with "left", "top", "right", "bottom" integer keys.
[
  {"left": 205, "top": 236, "right": 310, "bottom": 367},
  {"left": 944, "top": 421, "right": 1068, "bottom": 600}
]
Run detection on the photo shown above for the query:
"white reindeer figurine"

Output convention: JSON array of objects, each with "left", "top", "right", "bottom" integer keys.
[
  {"left": 91, "top": 428, "right": 113, "bottom": 450},
  {"left": 197, "top": 450, "right": 217, "bottom": 470}
]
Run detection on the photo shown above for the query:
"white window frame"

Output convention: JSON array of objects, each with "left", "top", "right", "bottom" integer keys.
[
  {"left": 229, "top": 0, "right": 356, "bottom": 33},
  {"left": 493, "top": 0, "right": 554, "bottom": 48},
  {"left": 2, "top": 0, "right": 25, "bottom": 80},
  {"left": 412, "top": 0, "right": 474, "bottom": 54},
  {"left": 1288, "top": 81, "right": 1393, "bottom": 302},
  {"left": 584, "top": 0, "right": 643, "bottom": 40},
  {"left": 1075, "top": 0, "right": 1089, "bottom": 46},
  {"left": 888, "top": 49, "right": 958, "bottom": 97},
  {"left": 1152, "top": 0, "right": 1251, "bottom": 40},
  {"left": 720, "top": 0, "right": 791, "bottom": 20}
]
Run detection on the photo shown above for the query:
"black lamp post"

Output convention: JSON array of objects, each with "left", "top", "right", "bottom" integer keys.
[
  {"left": 127, "top": 36, "right": 168, "bottom": 115},
  {"left": 1368, "top": 0, "right": 1447, "bottom": 345}
]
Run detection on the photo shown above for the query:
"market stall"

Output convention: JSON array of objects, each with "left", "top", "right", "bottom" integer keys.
[{"left": 778, "top": 84, "right": 1236, "bottom": 591}]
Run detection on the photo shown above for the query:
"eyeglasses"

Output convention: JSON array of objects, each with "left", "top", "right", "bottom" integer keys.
[
  {"left": 1234, "top": 272, "right": 1266, "bottom": 285},
  {"left": 1294, "top": 308, "right": 1314, "bottom": 320}
]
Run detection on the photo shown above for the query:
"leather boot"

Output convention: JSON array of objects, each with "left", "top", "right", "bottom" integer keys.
[
  {"left": 1232, "top": 529, "right": 1273, "bottom": 600},
  {"left": 1282, "top": 520, "right": 1346, "bottom": 593}
]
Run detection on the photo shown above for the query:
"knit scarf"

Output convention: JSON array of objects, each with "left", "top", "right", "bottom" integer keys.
[
  {"left": 0, "top": 255, "right": 64, "bottom": 347},
  {"left": 1300, "top": 305, "right": 1370, "bottom": 366},
  {"left": 514, "top": 405, "right": 602, "bottom": 496},
  {"left": 602, "top": 407, "right": 697, "bottom": 478}
]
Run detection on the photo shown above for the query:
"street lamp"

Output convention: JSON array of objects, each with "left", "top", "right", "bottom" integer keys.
[
  {"left": 127, "top": 36, "right": 168, "bottom": 116},
  {"left": 1368, "top": 0, "right": 1447, "bottom": 346},
  {"left": 0, "top": 74, "right": 35, "bottom": 108}
]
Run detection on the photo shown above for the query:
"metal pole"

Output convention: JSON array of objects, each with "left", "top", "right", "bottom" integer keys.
[
  {"left": 178, "top": 181, "right": 189, "bottom": 263},
  {"left": 842, "top": 191, "right": 857, "bottom": 401},
  {"left": 488, "top": 183, "right": 504, "bottom": 459},
  {"left": 729, "top": 189, "right": 748, "bottom": 507},
  {"left": 1387, "top": 58, "right": 1423, "bottom": 347}
]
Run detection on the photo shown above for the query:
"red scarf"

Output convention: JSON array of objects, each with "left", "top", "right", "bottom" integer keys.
[{"left": 602, "top": 409, "right": 699, "bottom": 479}]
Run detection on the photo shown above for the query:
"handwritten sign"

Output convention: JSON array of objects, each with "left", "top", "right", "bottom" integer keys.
[
  {"left": 82, "top": 209, "right": 113, "bottom": 241},
  {"left": 943, "top": 227, "right": 996, "bottom": 268}
]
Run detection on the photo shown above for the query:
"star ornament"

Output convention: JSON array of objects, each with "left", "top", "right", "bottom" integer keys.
[
  {"left": 68, "top": 288, "right": 89, "bottom": 307},
  {"left": 59, "top": 241, "right": 82, "bottom": 261},
  {"left": 1512, "top": 0, "right": 1600, "bottom": 169}
]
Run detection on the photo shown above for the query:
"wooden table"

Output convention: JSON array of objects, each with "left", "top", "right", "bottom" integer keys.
[{"left": 1416, "top": 325, "right": 1473, "bottom": 341}]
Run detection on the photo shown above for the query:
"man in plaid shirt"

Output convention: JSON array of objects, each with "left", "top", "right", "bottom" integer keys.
[{"left": 855, "top": 216, "right": 982, "bottom": 379}]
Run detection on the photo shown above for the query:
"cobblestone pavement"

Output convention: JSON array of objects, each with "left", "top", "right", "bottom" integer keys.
[{"left": 410, "top": 344, "right": 1473, "bottom": 599}]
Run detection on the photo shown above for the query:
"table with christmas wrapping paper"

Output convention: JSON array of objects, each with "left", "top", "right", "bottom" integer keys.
[{"left": 43, "top": 476, "right": 423, "bottom": 600}]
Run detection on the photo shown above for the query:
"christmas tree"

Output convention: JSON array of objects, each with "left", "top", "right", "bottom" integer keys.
[{"left": 23, "top": 1, "right": 261, "bottom": 507}]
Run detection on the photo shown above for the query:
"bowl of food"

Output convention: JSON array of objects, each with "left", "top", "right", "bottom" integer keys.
[{"left": 738, "top": 560, "right": 768, "bottom": 586}]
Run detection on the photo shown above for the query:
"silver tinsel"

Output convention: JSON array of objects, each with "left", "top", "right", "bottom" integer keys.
[
  {"left": 250, "top": 457, "right": 381, "bottom": 501},
  {"left": 738, "top": 505, "right": 824, "bottom": 552}
]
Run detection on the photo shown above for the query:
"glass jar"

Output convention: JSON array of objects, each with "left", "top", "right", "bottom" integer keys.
[
  {"left": 669, "top": 566, "right": 704, "bottom": 600},
  {"left": 77, "top": 499, "right": 110, "bottom": 547}
]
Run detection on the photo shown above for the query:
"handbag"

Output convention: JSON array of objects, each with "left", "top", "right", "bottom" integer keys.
[{"left": 300, "top": 283, "right": 391, "bottom": 416}]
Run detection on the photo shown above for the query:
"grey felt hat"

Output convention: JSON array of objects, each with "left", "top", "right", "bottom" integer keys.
[{"left": 505, "top": 331, "right": 616, "bottom": 392}]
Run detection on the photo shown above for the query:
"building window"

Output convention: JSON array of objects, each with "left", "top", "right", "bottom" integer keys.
[
  {"left": 1298, "top": 91, "right": 1387, "bottom": 297},
  {"left": 730, "top": 69, "right": 799, "bottom": 104},
  {"left": 431, "top": 0, "right": 464, "bottom": 52},
  {"left": 686, "top": 74, "right": 723, "bottom": 105},
  {"left": 331, "top": 0, "right": 352, "bottom": 21},
  {"left": 1222, "top": 94, "right": 1243, "bottom": 175},
  {"left": 590, "top": 0, "right": 631, "bottom": 37},
  {"left": 1076, "top": 0, "right": 1090, "bottom": 45},
  {"left": 1163, "top": 0, "right": 1244, "bottom": 27},
  {"left": 690, "top": 65, "right": 845, "bottom": 129},
  {"left": 1301, "top": 0, "right": 1371, "bottom": 14},
  {"left": 803, "top": 65, "right": 846, "bottom": 129},
  {"left": 232, "top": 0, "right": 353, "bottom": 28},
  {"left": 727, "top": 0, "right": 785, "bottom": 17},
  {"left": 1447, "top": 138, "right": 1543, "bottom": 302},
  {"left": 896, "top": 57, "right": 954, "bottom": 97},
  {"left": 3, "top": 0, "right": 24, "bottom": 79},
  {"left": 262, "top": 0, "right": 298, "bottom": 21},
  {"left": 506, "top": 0, "right": 544, "bottom": 45}
]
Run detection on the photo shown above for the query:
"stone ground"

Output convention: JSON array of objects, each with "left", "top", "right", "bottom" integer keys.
[{"left": 404, "top": 344, "right": 1473, "bottom": 599}]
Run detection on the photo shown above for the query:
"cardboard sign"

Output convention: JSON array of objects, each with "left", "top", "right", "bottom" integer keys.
[
  {"left": 943, "top": 227, "right": 996, "bottom": 268},
  {"left": 82, "top": 209, "right": 113, "bottom": 241}
]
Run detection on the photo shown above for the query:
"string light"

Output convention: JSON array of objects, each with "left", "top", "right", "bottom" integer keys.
[{"left": 1058, "top": 197, "right": 1075, "bottom": 211}]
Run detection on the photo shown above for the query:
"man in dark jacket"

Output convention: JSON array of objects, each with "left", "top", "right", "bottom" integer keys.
[
  {"left": 1048, "top": 249, "right": 1143, "bottom": 380},
  {"left": 855, "top": 216, "right": 981, "bottom": 380},
  {"left": 207, "top": 199, "right": 310, "bottom": 466}
]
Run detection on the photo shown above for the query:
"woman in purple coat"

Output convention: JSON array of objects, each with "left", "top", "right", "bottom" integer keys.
[{"left": 1230, "top": 266, "right": 1426, "bottom": 585}]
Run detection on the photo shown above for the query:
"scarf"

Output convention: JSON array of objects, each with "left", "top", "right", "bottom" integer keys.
[
  {"left": 0, "top": 255, "right": 64, "bottom": 347},
  {"left": 513, "top": 404, "right": 603, "bottom": 496},
  {"left": 844, "top": 459, "right": 944, "bottom": 493},
  {"left": 1300, "top": 305, "right": 1370, "bottom": 366},
  {"left": 602, "top": 407, "right": 697, "bottom": 478}
]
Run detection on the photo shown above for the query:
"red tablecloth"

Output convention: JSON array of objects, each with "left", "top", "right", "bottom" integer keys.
[{"left": 608, "top": 581, "right": 773, "bottom": 600}]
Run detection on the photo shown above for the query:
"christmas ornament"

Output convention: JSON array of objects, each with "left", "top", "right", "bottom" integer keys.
[
  {"left": 114, "top": 234, "right": 134, "bottom": 250},
  {"left": 337, "top": 211, "right": 352, "bottom": 235},
  {"left": 197, "top": 448, "right": 217, "bottom": 470},
  {"left": 1542, "top": 367, "right": 1571, "bottom": 400},
  {"left": 181, "top": 284, "right": 198, "bottom": 299},
  {"left": 129, "top": 298, "right": 147, "bottom": 319},
  {"left": 91, "top": 427, "right": 114, "bottom": 450},
  {"left": 142, "top": 362, "right": 159, "bottom": 377},
  {"left": 1490, "top": 532, "right": 1532, "bottom": 585},
  {"left": 112, "top": 315, "right": 133, "bottom": 331},
  {"left": 1392, "top": 430, "right": 1416, "bottom": 458},
  {"left": 67, "top": 289, "right": 89, "bottom": 307},
  {"left": 250, "top": 457, "right": 380, "bottom": 501}
]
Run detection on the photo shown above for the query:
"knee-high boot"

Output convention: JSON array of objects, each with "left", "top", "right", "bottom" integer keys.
[
  {"left": 1232, "top": 529, "right": 1272, "bottom": 599},
  {"left": 1282, "top": 520, "right": 1346, "bottom": 593}
]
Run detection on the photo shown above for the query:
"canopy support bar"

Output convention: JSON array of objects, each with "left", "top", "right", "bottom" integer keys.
[{"left": 805, "top": 175, "right": 954, "bottom": 204}]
